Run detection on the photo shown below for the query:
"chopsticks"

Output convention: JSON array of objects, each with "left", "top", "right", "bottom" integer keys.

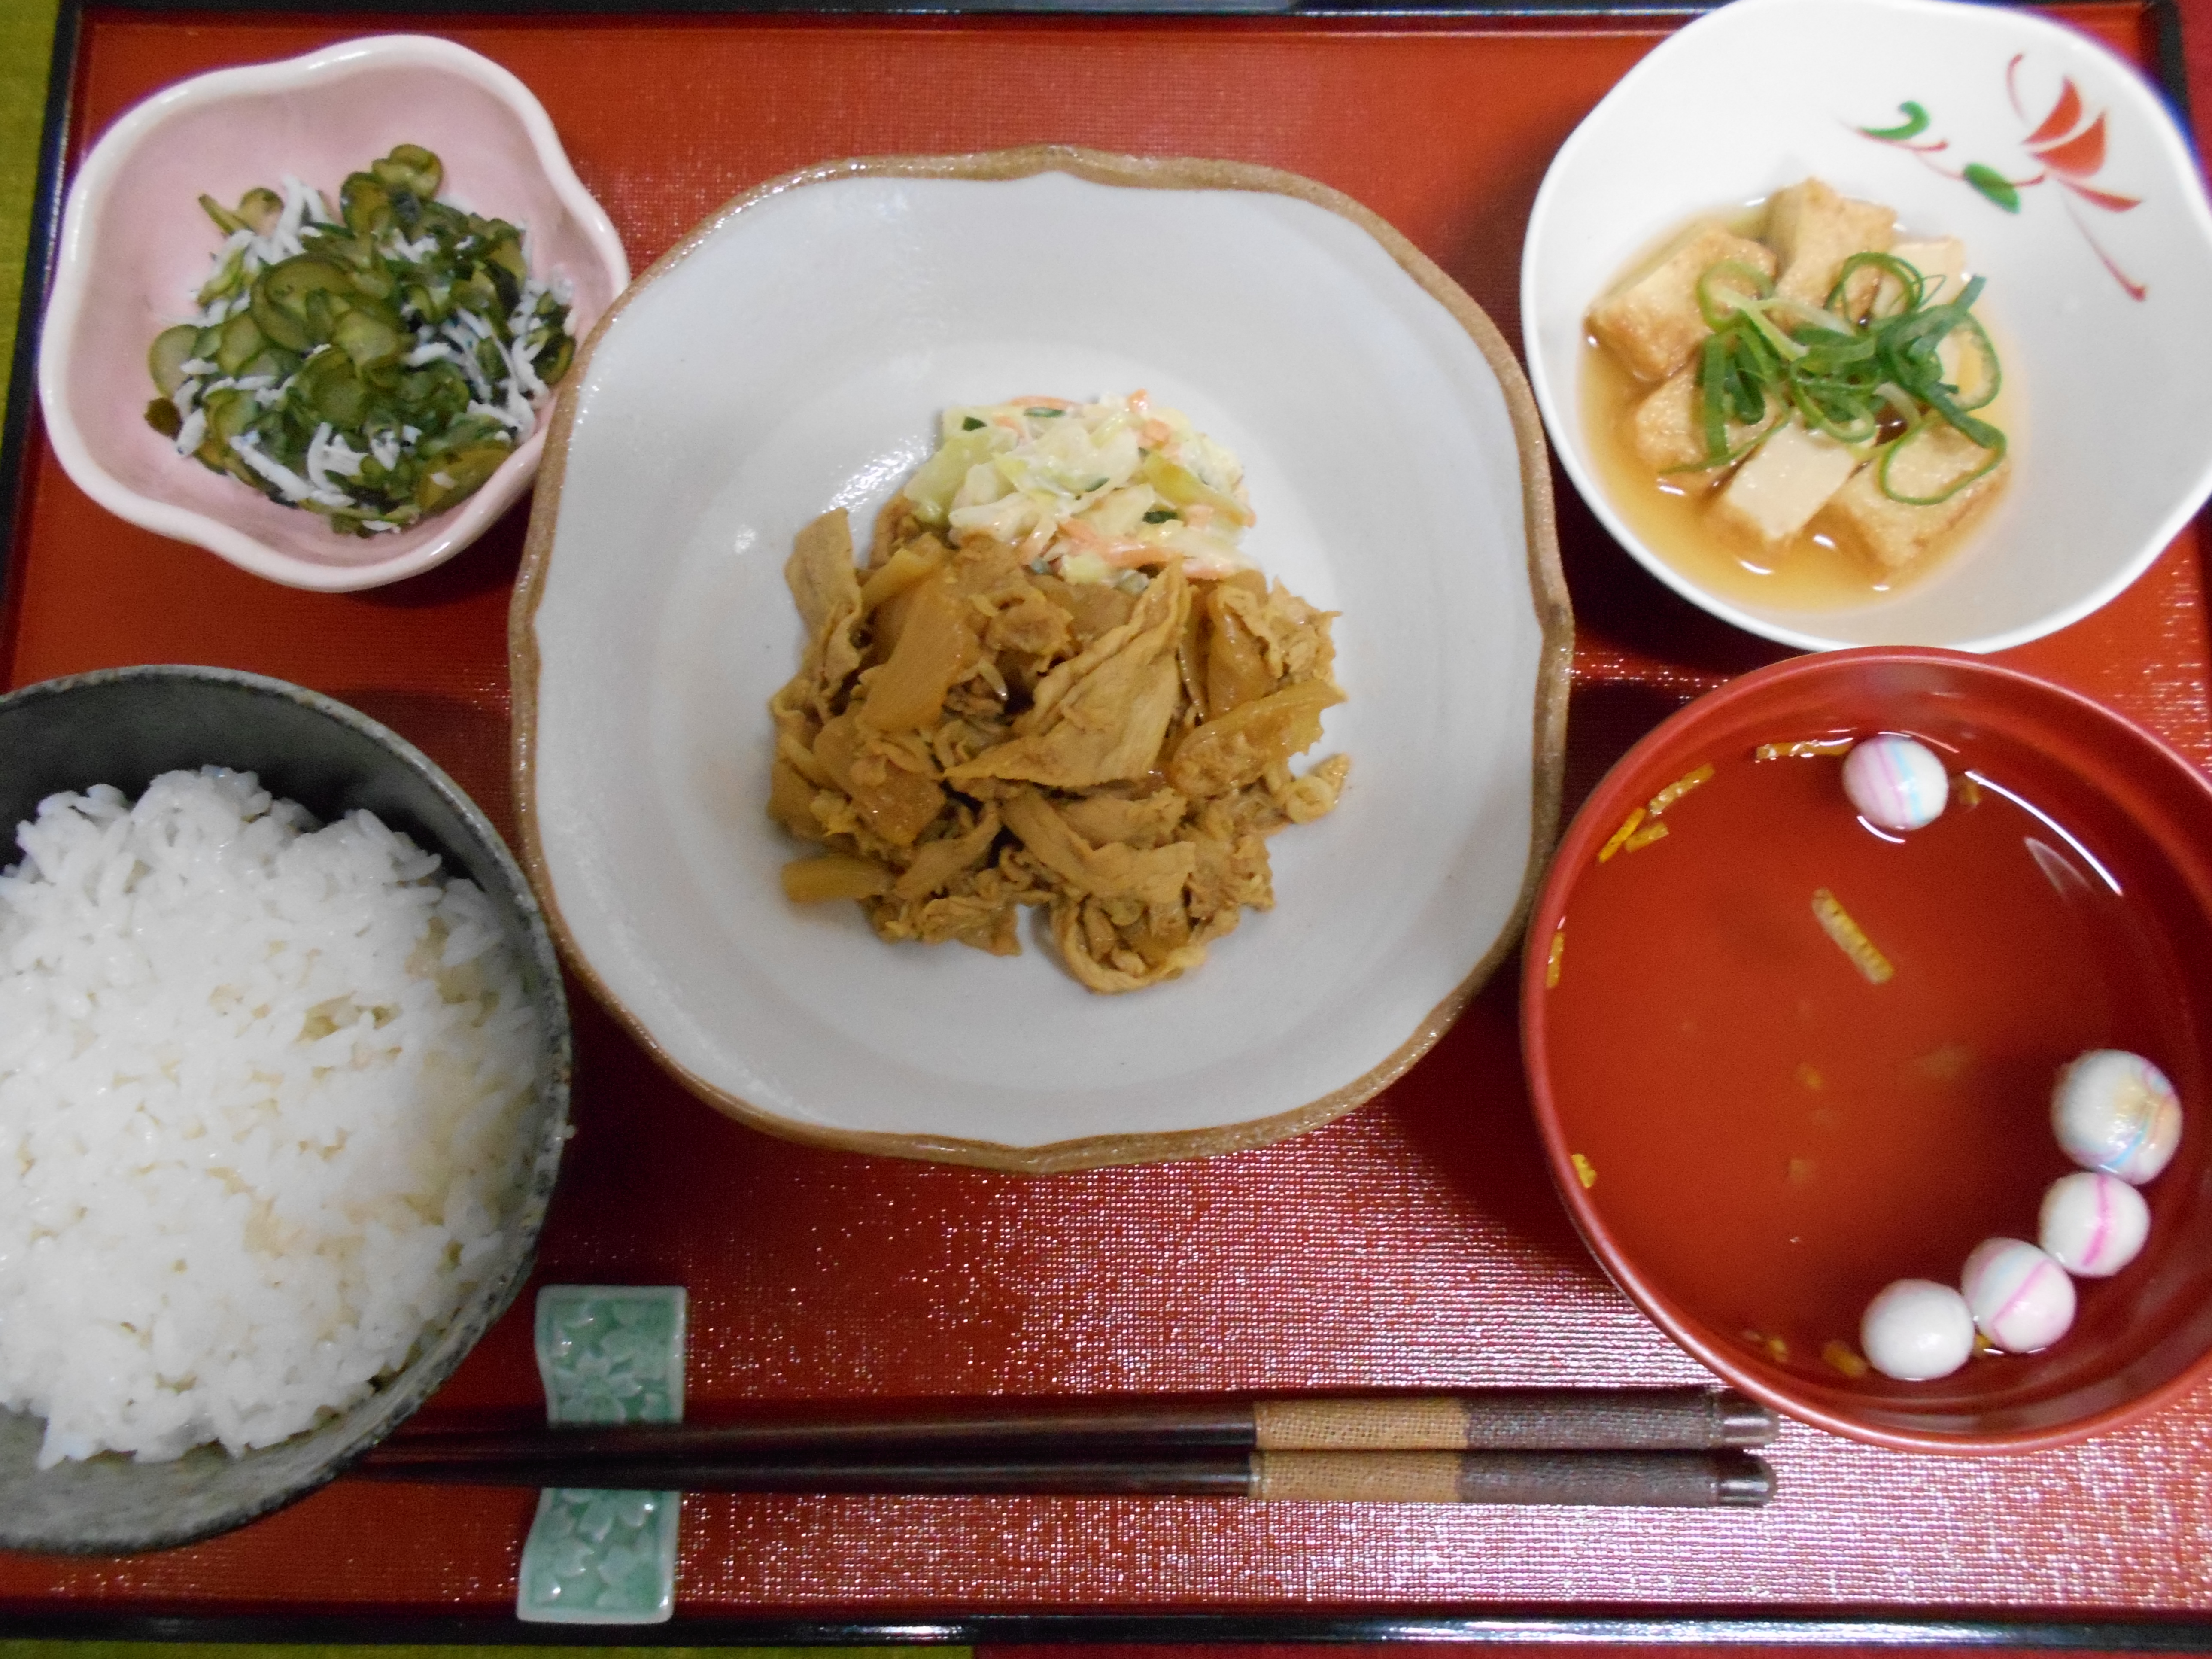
[{"left": 355, "top": 1388, "right": 1780, "bottom": 1507}]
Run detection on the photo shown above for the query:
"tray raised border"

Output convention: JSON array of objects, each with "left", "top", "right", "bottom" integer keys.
[
  {"left": 2, "top": 0, "right": 2193, "bottom": 624},
  {"left": 0, "top": 0, "right": 2201, "bottom": 1642},
  {"left": 9, "top": 1606, "right": 2212, "bottom": 1647}
]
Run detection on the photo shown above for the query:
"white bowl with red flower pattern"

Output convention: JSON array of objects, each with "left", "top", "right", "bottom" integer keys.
[{"left": 1522, "top": 0, "right": 2212, "bottom": 652}]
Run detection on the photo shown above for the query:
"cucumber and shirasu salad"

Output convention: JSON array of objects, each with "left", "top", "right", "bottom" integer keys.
[{"left": 144, "top": 145, "right": 575, "bottom": 537}]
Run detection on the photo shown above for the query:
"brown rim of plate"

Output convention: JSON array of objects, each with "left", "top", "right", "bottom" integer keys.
[{"left": 510, "top": 142, "right": 1574, "bottom": 1176}]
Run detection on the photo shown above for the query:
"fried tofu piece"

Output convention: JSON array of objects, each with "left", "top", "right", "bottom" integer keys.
[
  {"left": 1589, "top": 222, "right": 1778, "bottom": 382},
  {"left": 1766, "top": 179, "right": 1895, "bottom": 306},
  {"left": 1712, "top": 419, "right": 1861, "bottom": 544},
  {"left": 1824, "top": 425, "right": 2008, "bottom": 571},
  {"left": 1628, "top": 369, "right": 1783, "bottom": 486}
]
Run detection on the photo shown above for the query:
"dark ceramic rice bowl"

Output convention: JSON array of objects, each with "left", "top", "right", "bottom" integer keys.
[{"left": 0, "top": 665, "right": 570, "bottom": 1552}]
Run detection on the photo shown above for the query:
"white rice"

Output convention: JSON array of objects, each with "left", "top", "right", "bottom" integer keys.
[{"left": 0, "top": 768, "right": 539, "bottom": 1467}]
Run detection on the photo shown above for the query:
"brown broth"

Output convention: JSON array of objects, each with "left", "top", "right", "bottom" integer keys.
[{"left": 1581, "top": 218, "right": 2016, "bottom": 612}]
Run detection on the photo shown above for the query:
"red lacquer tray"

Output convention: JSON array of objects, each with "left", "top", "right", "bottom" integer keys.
[{"left": 6, "top": 0, "right": 2212, "bottom": 1640}]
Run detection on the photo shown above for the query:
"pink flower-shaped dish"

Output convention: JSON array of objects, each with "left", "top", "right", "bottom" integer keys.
[{"left": 37, "top": 34, "right": 630, "bottom": 592}]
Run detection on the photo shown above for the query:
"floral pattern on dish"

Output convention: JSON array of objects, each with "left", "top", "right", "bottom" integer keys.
[{"left": 1856, "top": 56, "right": 2147, "bottom": 298}]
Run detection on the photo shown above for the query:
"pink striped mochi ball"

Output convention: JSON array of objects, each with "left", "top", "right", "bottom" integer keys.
[
  {"left": 1961, "top": 1237, "right": 2076, "bottom": 1352},
  {"left": 2039, "top": 1171, "right": 2151, "bottom": 1278},
  {"left": 2052, "top": 1050, "right": 2183, "bottom": 1185},
  {"left": 1841, "top": 735, "right": 1950, "bottom": 833}
]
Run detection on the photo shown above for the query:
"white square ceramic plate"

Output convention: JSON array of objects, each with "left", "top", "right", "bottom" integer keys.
[{"left": 514, "top": 147, "right": 1570, "bottom": 1172}]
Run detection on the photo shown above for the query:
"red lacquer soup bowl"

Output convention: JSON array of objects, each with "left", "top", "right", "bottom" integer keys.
[{"left": 1523, "top": 648, "right": 2212, "bottom": 1452}]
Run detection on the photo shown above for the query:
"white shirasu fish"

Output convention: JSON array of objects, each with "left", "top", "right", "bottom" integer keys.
[
  {"left": 231, "top": 433, "right": 352, "bottom": 510},
  {"left": 306, "top": 424, "right": 368, "bottom": 492}
]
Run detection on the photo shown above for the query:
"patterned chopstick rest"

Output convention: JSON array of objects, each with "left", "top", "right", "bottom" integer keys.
[{"left": 517, "top": 1285, "right": 688, "bottom": 1624}]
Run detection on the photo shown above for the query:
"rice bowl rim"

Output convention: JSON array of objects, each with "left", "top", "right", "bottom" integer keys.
[
  {"left": 0, "top": 663, "right": 572, "bottom": 1553},
  {"left": 509, "top": 143, "right": 1573, "bottom": 1176}
]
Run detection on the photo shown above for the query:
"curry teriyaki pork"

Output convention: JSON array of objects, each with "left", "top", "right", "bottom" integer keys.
[{"left": 768, "top": 397, "right": 1348, "bottom": 994}]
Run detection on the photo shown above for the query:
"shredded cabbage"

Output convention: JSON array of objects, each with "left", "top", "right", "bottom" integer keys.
[{"left": 903, "top": 393, "right": 1256, "bottom": 583}]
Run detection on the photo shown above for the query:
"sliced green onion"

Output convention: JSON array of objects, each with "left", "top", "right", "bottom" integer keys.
[
  {"left": 1767, "top": 296, "right": 1859, "bottom": 337},
  {"left": 1695, "top": 261, "right": 1774, "bottom": 329},
  {"left": 1683, "top": 255, "right": 2005, "bottom": 507},
  {"left": 1921, "top": 385, "right": 2004, "bottom": 453},
  {"left": 1790, "top": 378, "right": 1880, "bottom": 445},
  {"left": 1940, "top": 313, "right": 2002, "bottom": 412},
  {"left": 1698, "top": 333, "right": 1731, "bottom": 462},
  {"left": 1730, "top": 297, "right": 1810, "bottom": 364},
  {"left": 1826, "top": 252, "right": 1931, "bottom": 320},
  {"left": 1873, "top": 382, "right": 1922, "bottom": 428},
  {"left": 1876, "top": 416, "right": 2006, "bottom": 506}
]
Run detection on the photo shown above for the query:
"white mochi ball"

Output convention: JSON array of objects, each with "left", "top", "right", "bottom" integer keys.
[{"left": 1860, "top": 1279, "right": 1977, "bottom": 1381}]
